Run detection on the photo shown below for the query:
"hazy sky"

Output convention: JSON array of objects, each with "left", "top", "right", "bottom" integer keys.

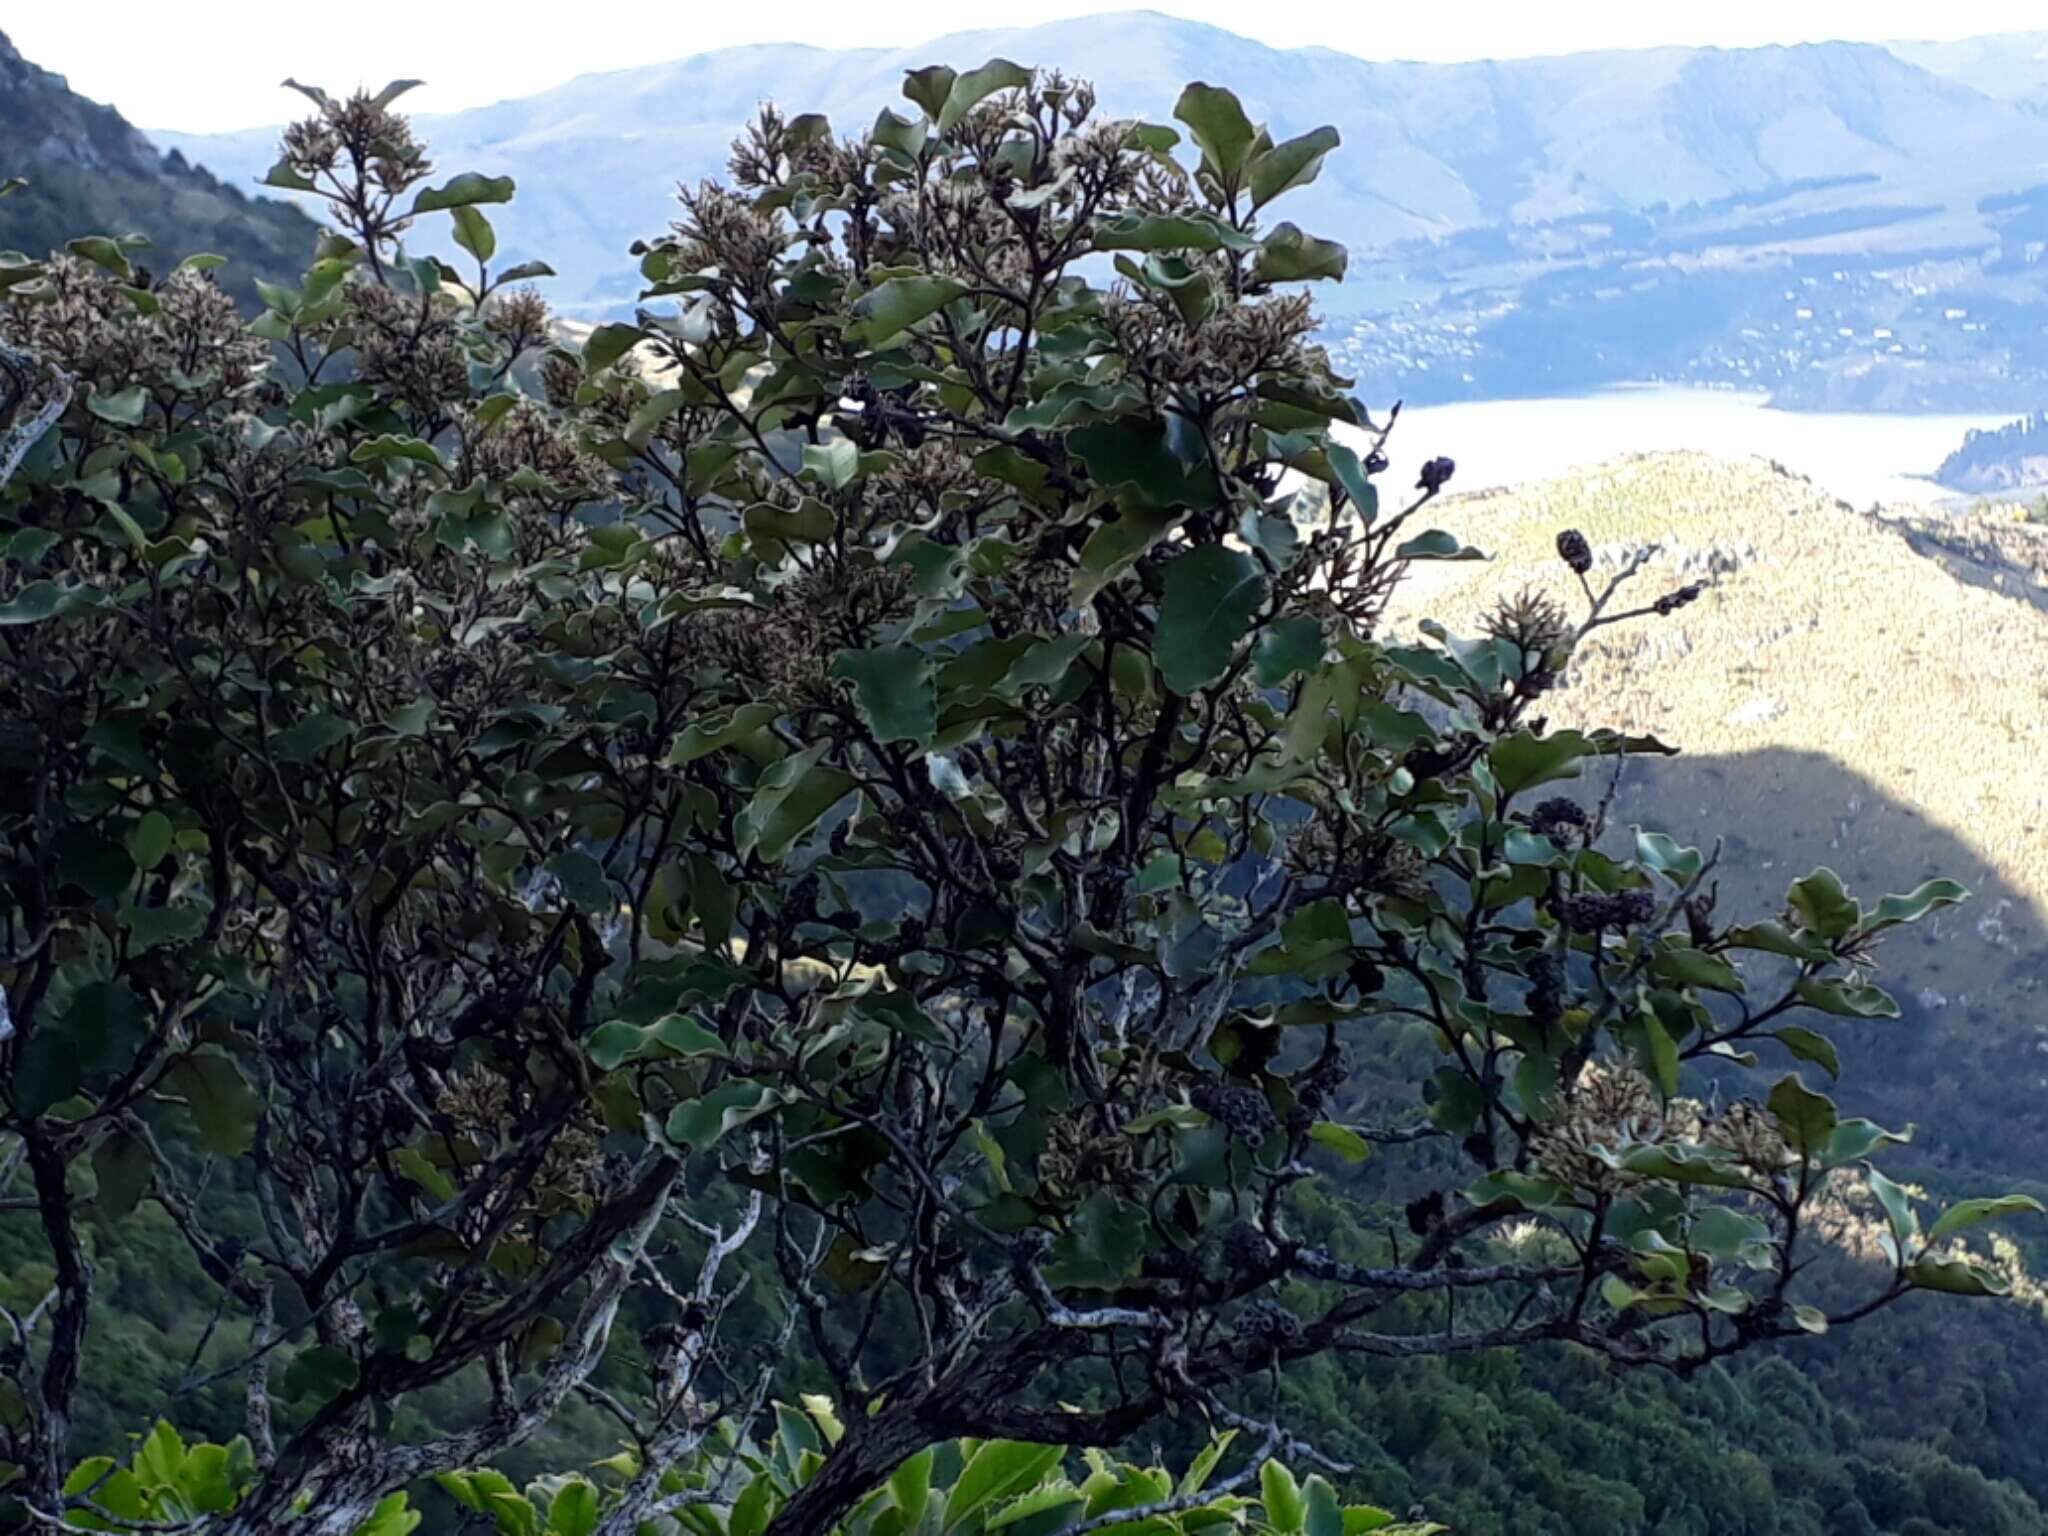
[{"left": 13, "top": 1, "right": 2048, "bottom": 133}]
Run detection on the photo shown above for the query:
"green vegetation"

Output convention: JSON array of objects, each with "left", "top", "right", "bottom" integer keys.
[{"left": 1, "top": 53, "right": 2043, "bottom": 1536}]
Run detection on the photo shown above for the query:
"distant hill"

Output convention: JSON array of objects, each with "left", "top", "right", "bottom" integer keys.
[
  {"left": 0, "top": 28, "right": 317, "bottom": 306},
  {"left": 1892, "top": 31, "right": 2048, "bottom": 106},
  {"left": 150, "top": 13, "right": 2048, "bottom": 408},
  {"left": 1936, "top": 410, "right": 2048, "bottom": 491}
]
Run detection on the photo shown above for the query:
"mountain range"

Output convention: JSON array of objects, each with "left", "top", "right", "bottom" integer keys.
[
  {"left": 137, "top": 13, "right": 2048, "bottom": 409},
  {"left": 12, "top": 14, "right": 2048, "bottom": 404}
]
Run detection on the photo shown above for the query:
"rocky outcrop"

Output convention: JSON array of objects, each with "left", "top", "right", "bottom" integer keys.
[{"left": 0, "top": 29, "right": 316, "bottom": 305}]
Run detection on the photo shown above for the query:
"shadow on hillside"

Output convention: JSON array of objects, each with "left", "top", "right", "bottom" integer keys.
[
  {"left": 1605, "top": 744, "right": 2048, "bottom": 1180},
  {"left": 1891, "top": 521, "right": 2048, "bottom": 616}
]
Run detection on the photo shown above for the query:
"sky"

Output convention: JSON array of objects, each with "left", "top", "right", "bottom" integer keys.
[{"left": 11, "top": 0, "right": 2048, "bottom": 133}]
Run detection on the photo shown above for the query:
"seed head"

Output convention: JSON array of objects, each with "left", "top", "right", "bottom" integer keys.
[{"left": 1556, "top": 529, "right": 1593, "bottom": 575}]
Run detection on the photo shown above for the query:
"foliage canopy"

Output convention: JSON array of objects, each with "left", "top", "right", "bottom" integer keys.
[{"left": 0, "top": 56, "right": 2038, "bottom": 1536}]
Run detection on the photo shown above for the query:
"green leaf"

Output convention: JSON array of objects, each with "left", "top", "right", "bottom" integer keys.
[
  {"left": 1866, "top": 1165, "right": 1920, "bottom": 1259},
  {"left": 0, "top": 581, "right": 88, "bottom": 626},
  {"left": 1906, "top": 1255, "right": 2010, "bottom": 1296},
  {"left": 902, "top": 66, "right": 957, "bottom": 120},
  {"left": 1261, "top": 1460, "right": 1306, "bottom": 1536},
  {"left": 1249, "top": 126, "right": 1341, "bottom": 209},
  {"left": 1616, "top": 1145, "right": 1755, "bottom": 1190},
  {"left": 12, "top": 1032, "right": 81, "bottom": 1118},
  {"left": 262, "top": 159, "right": 318, "bottom": 192},
  {"left": 872, "top": 108, "right": 929, "bottom": 160},
  {"left": 66, "top": 235, "right": 133, "bottom": 278},
  {"left": 986, "top": 1482, "right": 1083, "bottom": 1531},
  {"left": 1324, "top": 443, "right": 1379, "bottom": 522},
  {"left": 87, "top": 385, "right": 148, "bottom": 426},
  {"left": 174, "top": 1440, "right": 241, "bottom": 1514},
  {"left": 833, "top": 644, "right": 937, "bottom": 745},
  {"left": 1635, "top": 830, "right": 1705, "bottom": 881},
  {"left": 666, "top": 1080, "right": 779, "bottom": 1151},
  {"left": 546, "top": 851, "right": 613, "bottom": 912},
  {"left": 1490, "top": 730, "right": 1595, "bottom": 795},
  {"left": 1864, "top": 878, "right": 1969, "bottom": 932},
  {"left": 168, "top": 1051, "right": 260, "bottom": 1156},
  {"left": 890, "top": 1450, "right": 935, "bottom": 1528},
  {"left": 586, "top": 1013, "right": 724, "bottom": 1070},
  {"left": 92, "top": 1129, "right": 151, "bottom": 1221},
  {"left": 1787, "top": 868, "right": 1859, "bottom": 939},
  {"left": 943, "top": 1441, "right": 1066, "bottom": 1533},
  {"left": 451, "top": 205, "right": 496, "bottom": 264},
  {"left": 1156, "top": 545, "right": 1267, "bottom": 695},
  {"left": 356, "top": 1493, "right": 423, "bottom": 1536},
  {"left": 1391, "top": 529, "right": 1483, "bottom": 562},
  {"left": 744, "top": 499, "right": 837, "bottom": 548},
  {"left": 120, "top": 904, "right": 207, "bottom": 954},
  {"left": 1689, "top": 1206, "right": 1772, "bottom": 1262},
  {"left": 69, "top": 979, "right": 148, "bottom": 1083},
  {"left": 1177, "top": 1433, "right": 1237, "bottom": 1497},
  {"left": 548, "top": 1480, "right": 600, "bottom": 1536},
  {"left": 127, "top": 811, "right": 174, "bottom": 872},
  {"left": 283, "top": 1345, "right": 358, "bottom": 1404},
  {"left": 582, "top": 323, "right": 647, "bottom": 376},
  {"left": 1341, "top": 1509, "right": 1400, "bottom": 1535},
  {"left": 1773, "top": 1026, "right": 1840, "bottom": 1079},
  {"left": 1253, "top": 615, "right": 1324, "bottom": 686},
  {"left": 1303, "top": 1475, "right": 1345, "bottom": 1536},
  {"left": 1068, "top": 417, "right": 1218, "bottom": 509},
  {"left": 625, "top": 388, "right": 688, "bottom": 448},
  {"left": 737, "top": 746, "right": 857, "bottom": 864},
  {"left": 936, "top": 60, "right": 1032, "bottom": 135},
  {"left": 1048, "top": 1189, "right": 1151, "bottom": 1288},
  {"left": 1090, "top": 212, "right": 1261, "bottom": 253},
  {"left": 1308, "top": 1122, "right": 1371, "bottom": 1164},
  {"left": 668, "top": 704, "right": 779, "bottom": 767},
  {"left": 689, "top": 854, "right": 738, "bottom": 950},
  {"left": 1927, "top": 1194, "right": 2045, "bottom": 1242},
  {"left": 1073, "top": 518, "right": 1171, "bottom": 606},
  {"left": 411, "top": 173, "right": 516, "bottom": 214},
  {"left": 1173, "top": 83, "right": 1258, "bottom": 180},
  {"left": 1793, "top": 978, "right": 1899, "bottom": 1019},
  {"left": 391, "top": 1147, "right": 456, "bottom": 1202},
  {"left": 272, "top": 713, "right": 351, "bottom": 763},
  {"left": 1254, "top": 224, "right": 1348, "bottom": 284},
  {"left": 1651, "top": 946, "right": 1743, "bottom": 996},
  {"left": 730, "top": 1473, "right": 777, "bottom": 1536},
  {"left": 1767, "top": 1075, "right": 1837, "bottom": 1155},
  {"left": 851, "top": 276, "right": 968, "bottom": 346},
  {"left": 1824, "top": 1117, "right": 1911, "bottom": 1167},
  {"left": 350, "top": 434, "right": 445, "bottom": 473},
  {"left": 802, "top": 438, "right": 860, "bottom": 490}
]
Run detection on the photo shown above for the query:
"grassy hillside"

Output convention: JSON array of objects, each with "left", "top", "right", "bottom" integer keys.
[
  {"left": 1389, "top": 452, "right": 2048, "bottom": 1155},
  {"left": 1355, "top": 450, "right": 2048, "bottom": 1521},
  {"left": 0, "top": 29, "right": 317, "bottom": 308}
]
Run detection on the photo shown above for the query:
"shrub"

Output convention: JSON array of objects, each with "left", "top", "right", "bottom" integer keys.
[{"left": 0, "top": 59, "right": 2037, "bottom": 1536}]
